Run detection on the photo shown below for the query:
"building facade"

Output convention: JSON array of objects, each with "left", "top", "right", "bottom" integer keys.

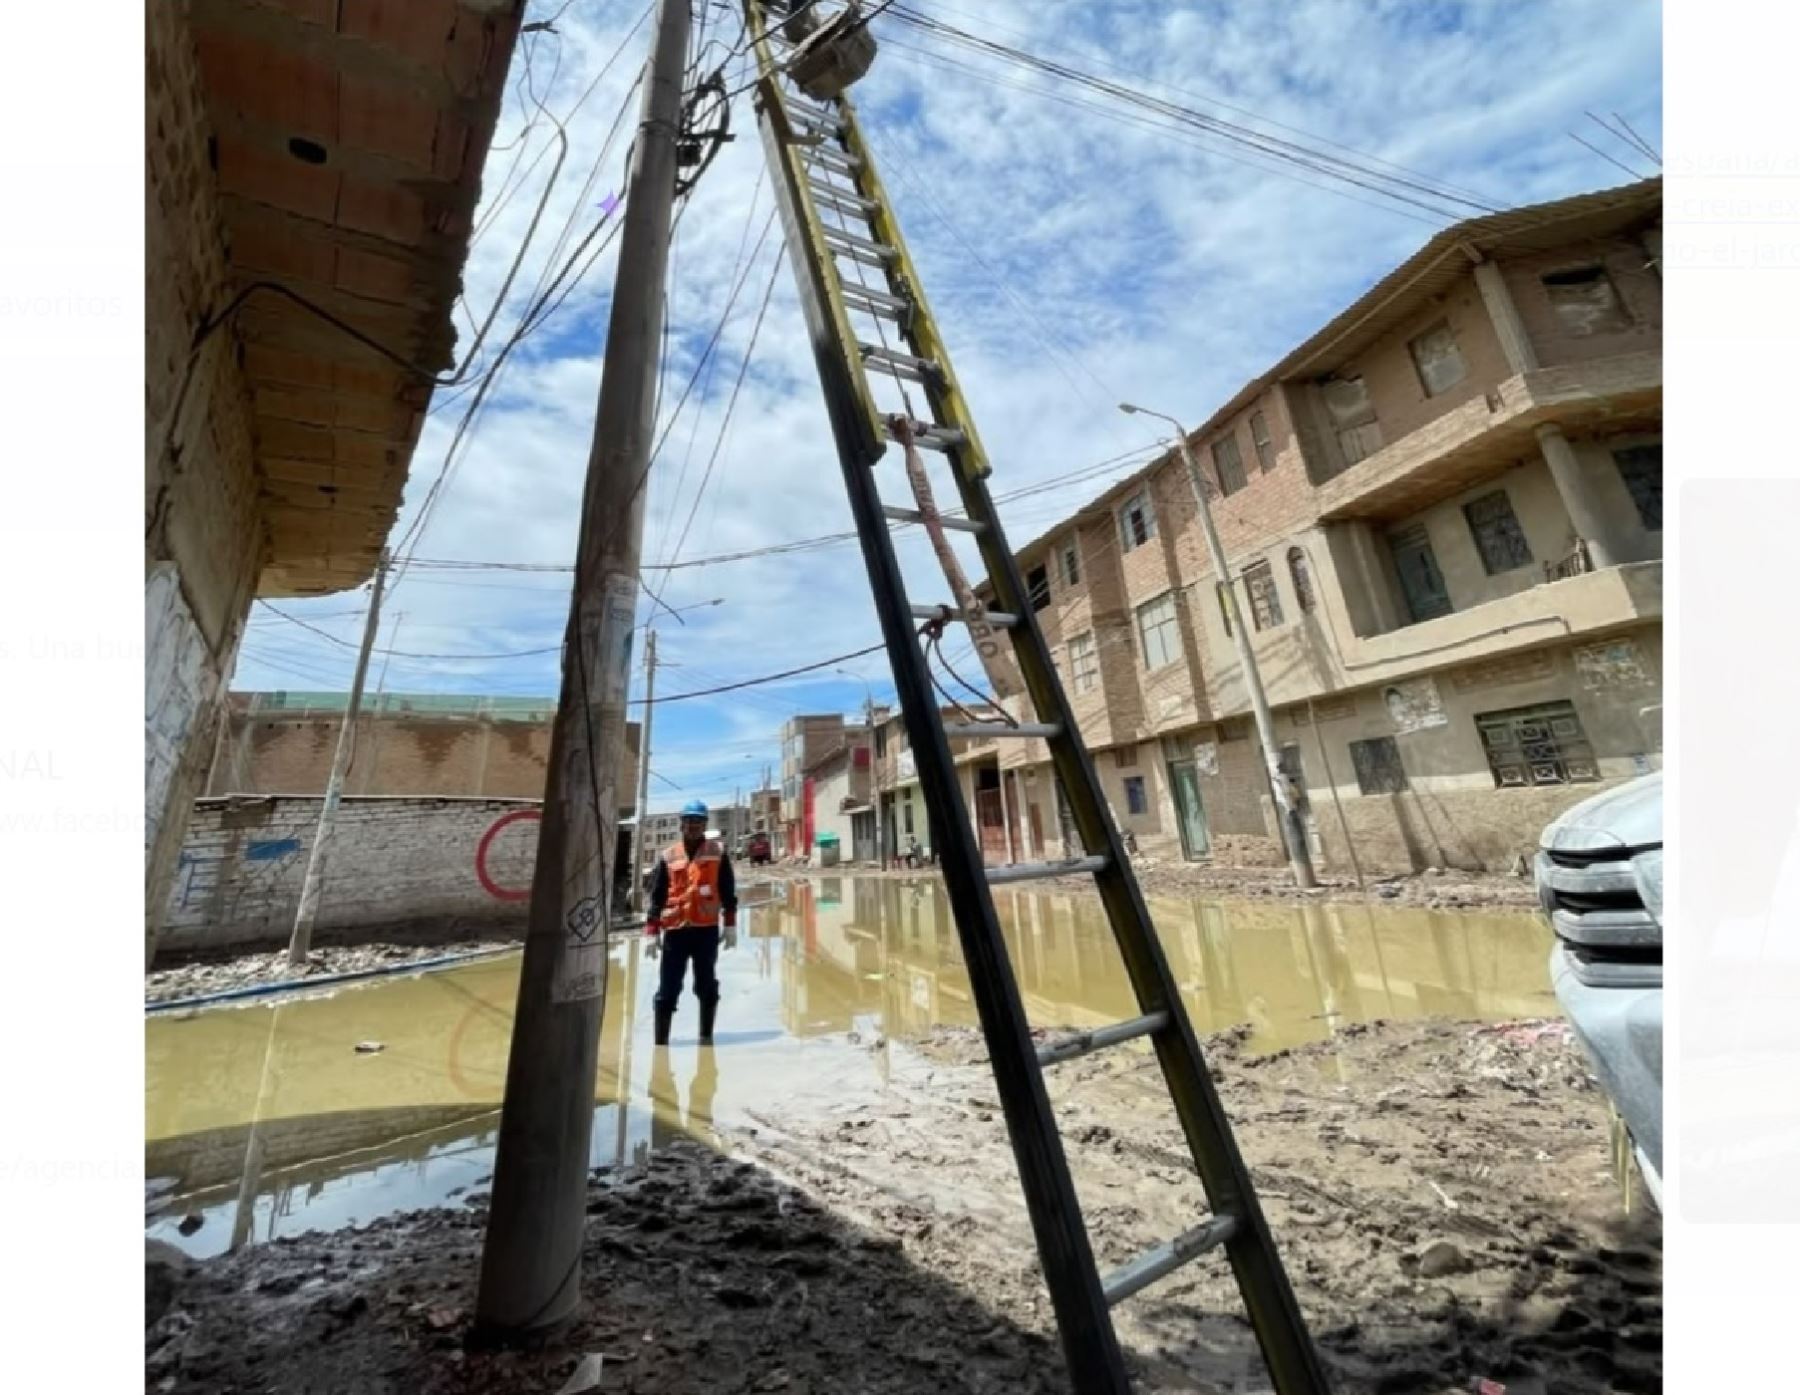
[
  {"left": 984, "top": 180, "right": 1662, "bottom": 875},
  {"left": 145, "top": 1, "right": 522, "bottom": 964}
]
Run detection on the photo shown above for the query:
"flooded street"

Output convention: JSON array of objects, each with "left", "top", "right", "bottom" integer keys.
[{"left": 146, "top": 877, "right": 1552, "bottom": 1257}]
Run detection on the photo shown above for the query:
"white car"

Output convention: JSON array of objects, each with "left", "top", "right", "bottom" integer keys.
[{"left": 1536, "top": 772, "right": 1663, "bottom": 1206}]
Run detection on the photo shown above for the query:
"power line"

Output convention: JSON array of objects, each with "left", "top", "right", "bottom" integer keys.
[{"left": 639, "top": 643, "right": 889, "bottom": 705}]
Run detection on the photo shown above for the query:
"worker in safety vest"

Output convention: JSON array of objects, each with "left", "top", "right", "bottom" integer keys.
[{"left": 645, "top": 799, "right": 738, "bottom": 1045}]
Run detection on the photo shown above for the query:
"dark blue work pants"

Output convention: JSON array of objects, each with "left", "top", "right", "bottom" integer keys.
[{"left": 654, "top": 925, "right": 721, "bottom": 1011}]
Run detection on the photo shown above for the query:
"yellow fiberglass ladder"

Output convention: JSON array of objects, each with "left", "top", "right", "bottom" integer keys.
[{"left": 743, "top": 6, "right": 1331, "bottom": 1392}]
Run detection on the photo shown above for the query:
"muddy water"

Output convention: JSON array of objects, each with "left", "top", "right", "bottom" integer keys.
[{"left": 146, "top": 880, "right": 1552, "bottom": 1257}]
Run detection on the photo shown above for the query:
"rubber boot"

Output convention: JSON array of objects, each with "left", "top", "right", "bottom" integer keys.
[
  {"left": 653, "top": 1004, "right": 674, "bottom": 1047},
  {"left": 698, "top": 998, "right": 718, "bottom": 1046}
]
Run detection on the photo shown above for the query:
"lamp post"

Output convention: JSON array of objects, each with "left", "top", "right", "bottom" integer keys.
[{"left": 1118, "top": 402, "right": 1317, "bottom": 889}]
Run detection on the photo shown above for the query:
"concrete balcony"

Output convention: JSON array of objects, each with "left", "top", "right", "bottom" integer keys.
[
  {"left": 1315, "top": 351, "right": 1662, "bottom": 522},
  {"left": 1337, "top": 560, "right": 1662, "bottom": 688}
]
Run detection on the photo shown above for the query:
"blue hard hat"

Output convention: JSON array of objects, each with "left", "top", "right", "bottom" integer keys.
[{"left": 681, "top": 799, "right": 709, "bottom": 820}]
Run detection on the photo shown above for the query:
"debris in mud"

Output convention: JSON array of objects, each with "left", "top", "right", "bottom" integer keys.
[
  {"left": 144, "top": 940, "right": 520, "bottom": 1004},
  {"left": 354, "top": 1040, "right": 386, "bottom": 1054}
]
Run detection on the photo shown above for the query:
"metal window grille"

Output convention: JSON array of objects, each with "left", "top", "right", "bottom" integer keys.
[
  {"left": 1243, "top": 560, "right": 1284, "bottom": 630},
  {"left": 1060, "top": 541, "right": 1081, "bottom": 587},
  {"left": 1463, "top": 490, "right": 1534, "bottom": 574},
  {"left": 1477, "top": 701, "right": 1601, "bottom": 788},
  {"left": 1123, "top": 775, "right": 1148, "bottom": 815},
  {"left": 1286, "top": 547, "right": 1316, "bottom": 614},
  {"left": 1612, "top": 444, "right": 1662, "bottom": 531}
]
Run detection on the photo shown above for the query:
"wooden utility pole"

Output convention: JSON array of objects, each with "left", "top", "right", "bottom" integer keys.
[
  {"left": 627, "top": 627, "right": 657, "bottom": 914},
  {"left": 475, "top": 0, "right": 690, "bottom": 1338},
  {"left": 287, "top": 551, "right": 387, "bottom": 965}
]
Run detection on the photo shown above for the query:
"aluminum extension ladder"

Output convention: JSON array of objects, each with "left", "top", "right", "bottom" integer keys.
[{"left": 744, "top": 9, "right": 1332, "bottom": 1392}]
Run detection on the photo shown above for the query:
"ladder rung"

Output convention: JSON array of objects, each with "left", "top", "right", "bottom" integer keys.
[
  {"left": 943, "top": 721, "right": 1060, "bottom": 740},
  {"left": 909, "top": 603, "right": 1018, "bottom": 627},
  {"left": 806, "top": 143, "right": 861, "bottom": 173},
  {"left": 808, "top": 180, "right": 879, "bottom": 216},
  {"left": 1037, "top": 1011, "right": 1169, "bottom": 1068},
  {"left": 785, "top": 97, "right": 838, "bottom": 126},
  {"left": 881, "top": 505, "right": 985, "bottom": 534},
  {"left": 986, "top": 855, "right": 1108, "bottom": 886},
  {"left": 1102, "top": 1216, "right": 1239, "bottom": 1307},
  {"left": 790, "top": 108, "right": 845, "bottom": 139},
  {"left": 887, "top": 421, "right": 967, "bottom": 452},
  {"left": 823, "top": 230, "right": 898, "bottom": 270},
  {"left": 842, "top": 283, "right": 911, "bottom": 322},
  {"left": 861, "top": 343, "right": 938, "bottom": 381}
]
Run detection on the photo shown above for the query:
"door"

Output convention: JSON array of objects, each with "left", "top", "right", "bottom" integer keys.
[
  {"left": 1388, "top": 523, "right": 1453, "bottom": 622},
  {"left": 1167, "top": 760, "right": 1210, "bottom": 859}
]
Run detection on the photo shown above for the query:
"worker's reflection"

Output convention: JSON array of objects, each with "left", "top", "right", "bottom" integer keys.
[{"left": 646, "top": 1043, "right": 721, "bottom": 1151}]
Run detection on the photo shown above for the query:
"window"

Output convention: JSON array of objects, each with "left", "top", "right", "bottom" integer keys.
[
  {"left": 853, "top": 746, "right": 871, "bottom": 769},
  {"left": 1542, "top": 265, "right": 1632, "bottom": 336},
  {"left": 1113, "top": 745, "right": 1138, "bottom": 769},
  {"left": 1612, "top": 444, "right": 1662, "bottom": 531},
  {"left": 1321, "top": 375, "right": 1383, "bottom": 465},
  {"left": 1349, "top": 737, "right": 1409, "bottom": 795},
  {"left": 875, "top": 726, "right": 887, "bottom": 757},
  {"left": 1060, "top": 540, "right": 1082, "bottom": 588},
  {"left": 1243, "top": 559, "right": 1284, "bottom": 631},
  {"left": 1123, "top": 776, "right": 1149, "bottom": 816},
  {"left": 1137, "top": 592, "right": 1182, "bottom": 670},
  {"left": 1388, "top": 523, "right": 1453, "bottom": 622},
  {"left": 1250, "top": 410, "right": 1276, "bottom": 471},
  {"left": 1026, "top": 563, "right": 1051, "bottom": 612},
  {"left": 1066, "top": 631, "right": 1098, "bottom": 694},
  {"left": 1463, "top": 490, "right": 1534, "bottom": 574},
  {"left": 1408, "top": 320, "right": 1467, "bottom": 397},
  {"left": 903, "top": 801, "right": 915, "bottom": 835},
  {"left": 1477, "top": 700, "right": 1601, "bottom": 788},
  {"left": 1287, "top": 547, "right": 1316, "bottom": 614},
  {"left": 1212, "top": 434, "right": 1248, "bottom": 496},
  {"left": 1118, "top": 490, "right": 1156, "bottom": 551}
]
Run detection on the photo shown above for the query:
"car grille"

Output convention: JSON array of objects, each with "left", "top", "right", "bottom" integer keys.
[{"left": 1535, "top": 847, "right": 1660, "bottom": 952}]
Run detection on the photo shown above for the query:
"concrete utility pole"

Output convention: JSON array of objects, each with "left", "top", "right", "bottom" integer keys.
[
  {"left": 287, "top": 550, "right": 388, "bottom": 964},
  {"left": 476, "top": 0, "right": 690, "bottom": 1338},
  {"left": 627, "top": 627, "right": 657, "bottom": 915},
  {"left": 1119, "top": 404, "right": 1318, "bottom": 889}
]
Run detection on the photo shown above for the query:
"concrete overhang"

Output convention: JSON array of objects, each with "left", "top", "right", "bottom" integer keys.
[
  {"left": 188, "top": 0, "right": 525, "bottom": 595},
  {"left": 1314, "top": 350, "right": 1663, "bottom": 522}
]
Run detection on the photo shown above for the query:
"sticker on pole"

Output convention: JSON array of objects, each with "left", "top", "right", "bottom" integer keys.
[{"left": 598, "top": 573, "right": 638, "bottom": 708}]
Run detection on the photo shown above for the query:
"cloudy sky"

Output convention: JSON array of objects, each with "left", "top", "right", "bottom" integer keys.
[{"left": 235, "top": 0, "right": 1663, "bottom": 814}]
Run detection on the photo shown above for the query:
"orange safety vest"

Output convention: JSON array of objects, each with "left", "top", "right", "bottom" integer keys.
[{"left": 661, "top": 838, "right": 724, "bottom": 929}]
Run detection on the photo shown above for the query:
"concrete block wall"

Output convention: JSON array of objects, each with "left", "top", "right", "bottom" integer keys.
[
  {"left": 1501, "top": 234, "right": 1663, "bottom": 370},
  {"left": 146, "top": 3, "right": 265, "bottom": 965},
  {"left": 159, "top": 796, "right": 545, "bottom": 955}
]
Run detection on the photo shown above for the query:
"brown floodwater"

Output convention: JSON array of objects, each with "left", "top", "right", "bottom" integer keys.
[{"left": 146, "top": 878, "right": 1554, "bottom": 1257}]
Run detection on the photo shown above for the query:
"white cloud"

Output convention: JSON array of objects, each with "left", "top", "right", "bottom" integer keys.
[{"left": 236, "top": 0, "right": 1662, "bottom": 809}]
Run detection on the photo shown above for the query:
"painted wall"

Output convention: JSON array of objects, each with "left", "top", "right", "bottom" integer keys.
[{"left": 158, "top": 796, "right": 549, "bottom": 955}]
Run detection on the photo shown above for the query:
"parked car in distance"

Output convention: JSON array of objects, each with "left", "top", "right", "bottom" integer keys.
[
  {"left": 1535, "top": 772, "right": 1663, "bottom": 1207},
  {"left": 745, "top": 831, "right": 772, "bottom": 865}
]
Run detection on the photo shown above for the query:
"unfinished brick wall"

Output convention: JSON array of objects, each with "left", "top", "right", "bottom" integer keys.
[
  {"left": 208, "top": 709, "right": 639, "bottom": 802},
  {"left": 145, "top": 2, "right": 265, "bottom": 966},
  {"left": 159, "top": 796, "right": 544, "bottom": 955},
  {"left": 1501, "top": 233, "right": 1663, "bottom": 370}
]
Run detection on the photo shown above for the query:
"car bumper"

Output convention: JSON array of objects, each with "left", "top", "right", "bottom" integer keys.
[{"left": 1551, "top": 941, "right": 1663, "bottom": 1179}]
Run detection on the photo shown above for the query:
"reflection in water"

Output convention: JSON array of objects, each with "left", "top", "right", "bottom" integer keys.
[{"left": 146, "top": 882, "right": 1552, "bottom": 1255}]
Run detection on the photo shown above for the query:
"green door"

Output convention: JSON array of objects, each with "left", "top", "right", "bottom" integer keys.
[{"left": 1168, "top": 760, "right": 1210, "bottom": 859}]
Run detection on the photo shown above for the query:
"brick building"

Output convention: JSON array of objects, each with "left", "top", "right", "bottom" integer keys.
[
  {"left": 779, "top": 714, "right": 857, "bottom": 857},
  {"left": 205, "top": 691, "right": 640, "bottom": 810},
  {"left": 980, "top": 179, "right": 1662, "bottom": 874},
  {"left": 145, "top": 0, "right": 523, "bottom": 962}
]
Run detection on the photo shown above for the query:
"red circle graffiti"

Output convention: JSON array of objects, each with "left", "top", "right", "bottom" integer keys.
[{"left": 475, "top": 808, "right": 541, "bottom": 901}]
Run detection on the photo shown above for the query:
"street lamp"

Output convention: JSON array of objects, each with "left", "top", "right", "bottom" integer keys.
[
  {"left": 838, "top": 667, "right": 887, "bottom": 870},
  {"left": 1118, "top": 402, "right": 1317, "bottom": 889}
]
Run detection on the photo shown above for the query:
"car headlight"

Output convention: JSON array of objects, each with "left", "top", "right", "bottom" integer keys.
[{"left": 1632, "top": 846, "right": 1664, "bottom": 924}]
